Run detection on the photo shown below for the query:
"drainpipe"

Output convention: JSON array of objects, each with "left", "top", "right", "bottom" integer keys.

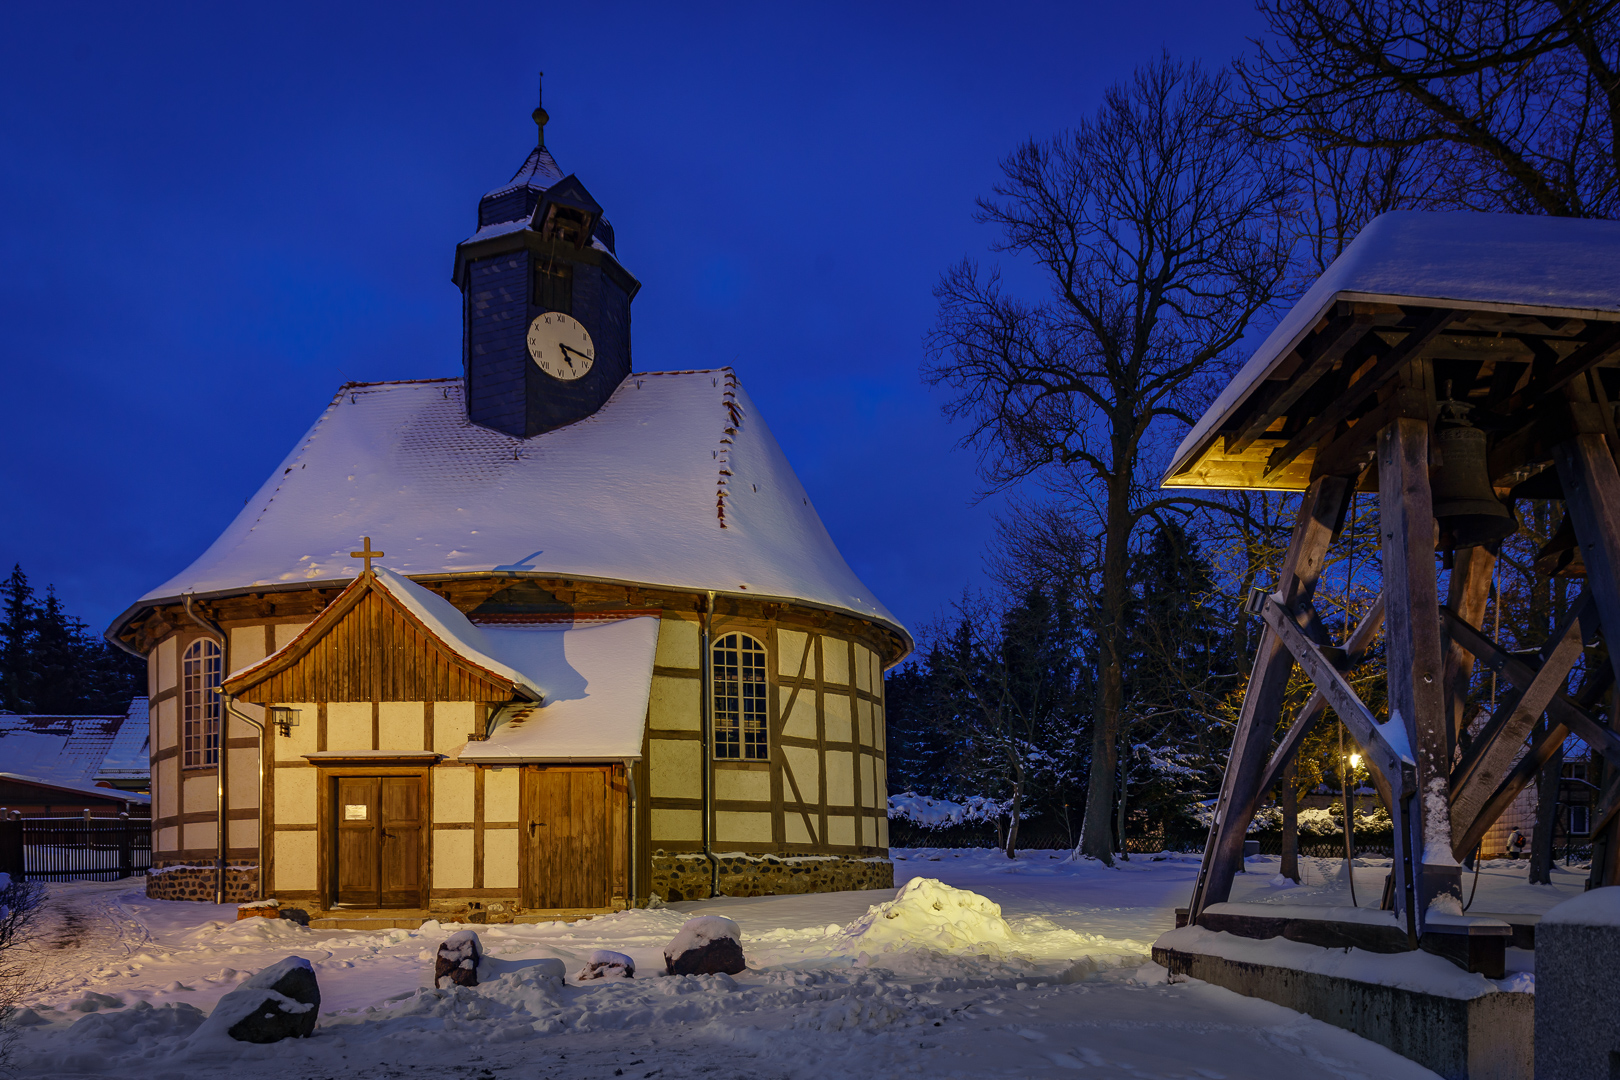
[
  {"left": 182, "top": 596, "right": 229, "bottom": 905},
  {"left": 222, "top": 693, "right": 266, "bottom": 902},
  {"left": 701, "top": 591, "right": 718, "bottom": 898}
]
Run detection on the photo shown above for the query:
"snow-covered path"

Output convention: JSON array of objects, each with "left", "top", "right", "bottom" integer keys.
[{"left": 6, "top": 850, "right": 1578, "bottom": 1079}]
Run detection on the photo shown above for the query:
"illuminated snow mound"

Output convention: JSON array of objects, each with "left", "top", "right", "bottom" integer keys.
[{"left": 838, "top": 878, "right": 1017, "bottom": 955}]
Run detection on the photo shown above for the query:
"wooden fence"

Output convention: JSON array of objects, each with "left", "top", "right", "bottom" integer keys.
[{"left": 0, "top": 817, "right": 152, "bottom": 882}]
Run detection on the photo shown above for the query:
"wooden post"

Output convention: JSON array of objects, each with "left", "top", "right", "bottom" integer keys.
[
  {"left": 1378, "top": 415, "right": 1460, "bottom": 933},
  {"left": 1442, "top": 545, "right": 1496, "bottom": 760},
  {"left": 1188, "top": 475, "right": 1346, "bottom": 917}
]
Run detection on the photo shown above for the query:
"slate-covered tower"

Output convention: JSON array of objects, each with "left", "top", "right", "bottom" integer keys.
[{"left": 453, "top": 99, "right": 640, "bottom": 438}]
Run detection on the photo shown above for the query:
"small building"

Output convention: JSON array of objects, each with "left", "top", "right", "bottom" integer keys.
[
  {"left": 0, "top": 700, "right": 151, "bottom": 814},
  {"left": 107, "top": 101, "right": 909, "bottom": 921}
]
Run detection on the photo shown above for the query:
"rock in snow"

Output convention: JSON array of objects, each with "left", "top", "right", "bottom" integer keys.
[
  {"left": 665, "top": 916, "right": 746, "bottom": 976},
  {"left": 576, "top": 950, "right": 635, "bottom": 981},
  {"left": 435, "top": 930, "right": 481, "bottom": 988},
  {"left": 194, "top": 956, "right": 319, "bottom": 1044}
]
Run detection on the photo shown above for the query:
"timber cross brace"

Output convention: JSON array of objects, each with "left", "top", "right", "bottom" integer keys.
[{"left": 1162, "top": 217, "right": 1620, "bottom": 944}]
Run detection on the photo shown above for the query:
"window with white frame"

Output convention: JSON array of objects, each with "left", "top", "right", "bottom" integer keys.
[
  {"left": 713, "top": 632, "right": 768, "bottom": 761},
  {"left": 182, "top": 639, "right": 222, "bottom": 768}
]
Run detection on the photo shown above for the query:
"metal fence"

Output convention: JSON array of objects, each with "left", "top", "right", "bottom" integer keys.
[{"left": 0, "top": 817, "right": 152, "bottom": 882}]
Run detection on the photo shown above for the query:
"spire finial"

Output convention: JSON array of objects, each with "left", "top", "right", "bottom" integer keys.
[{"left": 532, "top": 70, "right": 549, "bottom": 149}]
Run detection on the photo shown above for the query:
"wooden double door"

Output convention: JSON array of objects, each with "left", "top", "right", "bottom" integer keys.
[
  {"left": 335, "top": 775, "right": 424, "bottom": 908},
  {"left": 524, "top": 766, "right": 613, "bottom": 910}
]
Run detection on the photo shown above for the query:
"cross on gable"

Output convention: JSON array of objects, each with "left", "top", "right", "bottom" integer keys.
[{"left": 350, "top": 536, "right": 385, "bottom": 573}]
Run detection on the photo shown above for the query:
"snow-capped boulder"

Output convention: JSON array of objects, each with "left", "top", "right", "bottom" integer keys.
[
  {"left": 194, "top": 956, "right": 319, "bottom": 1044},
  {"left": 435, "top": 929, "right": 481, "bottom": 988},
  {"left": 664, "top": 916, "right": 745, "bottom": 976},
  {"left": 576, "top": 949, "right": 635, "bottom": 981}
]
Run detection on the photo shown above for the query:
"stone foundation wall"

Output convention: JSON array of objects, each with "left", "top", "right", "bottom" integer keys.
[
  {"left": 650, "top": 851, "right": 893, "bottom": 902},
  {"left": 146, "top": 863, "right": 260, "bottom": 903}
]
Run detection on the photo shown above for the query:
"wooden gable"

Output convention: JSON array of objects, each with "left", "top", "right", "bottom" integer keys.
[{"left": 223, "top": 573, "right": 524, "bottom": 704}]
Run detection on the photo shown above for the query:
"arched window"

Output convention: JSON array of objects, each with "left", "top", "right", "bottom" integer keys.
[
  {"left": 712, "top": 633, "right": 768, "bottom": 761},
  {"left": 182, "top": 639, "right": 222, "bottom": 768}
]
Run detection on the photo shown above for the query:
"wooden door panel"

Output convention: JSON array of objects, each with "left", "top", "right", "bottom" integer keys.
[
  {"left": 526, "top": 768, "right": 610, "bottom": 909},
  {"left": 336, "top": 777, "right": 379, "bottom": 906},
  {"left": 379, "top": 776, "right": 422, "bottom": 906}
]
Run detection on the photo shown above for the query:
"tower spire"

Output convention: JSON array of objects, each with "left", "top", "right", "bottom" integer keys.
[{"left": 532, "top": 71, "right": 549, "bottom": 149}]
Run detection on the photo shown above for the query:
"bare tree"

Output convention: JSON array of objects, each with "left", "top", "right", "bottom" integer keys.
[
  {"left": 924, "top": 56, "right": 1291, "bottom": 864},
  {"left": 1238, "top": 0, "right": 1620, "bottom": 218},
  {"left": 0, "top": 875, "right": 46, "bottom": 1069}
]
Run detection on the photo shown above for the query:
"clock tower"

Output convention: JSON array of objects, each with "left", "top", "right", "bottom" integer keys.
[{"left": 453, "top": 95, "right": 640, "bottom": 439}]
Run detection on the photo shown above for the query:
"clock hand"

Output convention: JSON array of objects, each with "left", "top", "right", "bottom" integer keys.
[
  {"left": 556, "top": 344, "right": 574, "bottom": 369},
  {"left": 558, "top": 343, "right": 592, "bottom": 363}
]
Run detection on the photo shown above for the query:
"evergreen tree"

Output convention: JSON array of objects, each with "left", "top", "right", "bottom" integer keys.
[
  {"left": 0, "top": 565, "right": 37, "bottom": 712},
  {"left": 0, "top": 565, "right": 144, "bottom": 715}
]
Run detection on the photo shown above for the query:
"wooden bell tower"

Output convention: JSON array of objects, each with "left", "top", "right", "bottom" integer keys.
[{"left": 1165, "top": 211, "right": 1620, "bottom": 941}]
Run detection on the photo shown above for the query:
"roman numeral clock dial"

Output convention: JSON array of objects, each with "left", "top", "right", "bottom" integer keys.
[{"left": 526, "top": 312, "right": 596, "bottom": 382}]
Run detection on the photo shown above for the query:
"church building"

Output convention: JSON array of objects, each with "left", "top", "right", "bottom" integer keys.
[{"left": 107, "top": 99, "right": 910, "bottom": 925}]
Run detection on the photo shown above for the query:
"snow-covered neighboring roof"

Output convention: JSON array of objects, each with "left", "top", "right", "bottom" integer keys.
[
  {"left": 457, "top": 615, "right": 660, "bottom": 762},
  {"left": 95, "top": 698, "right": 150, "bottom": 782},
  {"left": 120, "top": 371, "right": 906, "bottom": 647},
  {"left": 0, "top": 711, "right": 130, "bottom": 786},
  {"left": 1166, "top": 211, "right": 1620, "bottom": 484}
]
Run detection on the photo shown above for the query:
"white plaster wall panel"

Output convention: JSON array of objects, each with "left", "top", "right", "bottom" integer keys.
[
  {"left": 157, "top": 697, "right": 177, "bottom": 749},
  {"left": 822, "top": 638, "right": 849, "bottom": 686},
  {"left": 651, "top": 808, "right": 701, "bottom": 841},
  {"left": 228, "top": 818, "right": 258, "bottom": 849},
  {"left": 863, "top": 755, "right": 878, "bottom": 808},
  {"left": 327, "top": 702, "right": 372, "bottom": 751},
  {"left": 147, "top": 653, "right": 157, "bottom": 699},
  {"left": 855, "top": 645, "right": 871, "bottom": 693},
  {"left": 157, "top": 826, "right": 178, "bottom": 853},
  {"left": 275, "top": 769, "right": 316, "bottom": 825},
  {"left": 185, "top": 820, "right": 217, "bottom": 851},
  {"left": 183, "top": 774, "right": 216, "bottom": 814},
  {"left": 157, "top": 759, "right": 178, "bottom": 818},
  {"left": 825, "top": 751, "right": 854, "bottom": 806},
  {"left": 483, "top": 829, "right": 519, "bottom": 889},
  {"left": 777, "top": 629, "right": 806, "bottom": 677},
  {"left": 715, "top": 768, "right": 770, "bottom": 803},
  {"left": 649, "top": 739, "right": 701, "bottom": 799},
  {"left": 874, "top": 705, "right": 885, "bottom": 751},
  {"left": 824, "top": 693, "right": 852, "bottom": 744},
  {"left": 484, "top": 767, "right": 519, "bottom": 823},
  {"left": 157, "top": 637, "right": 177, "bottom": 693},
  {"left": 378, "top": 702, "right": 425, "bottom": 751},
  {"left": 716, "top": 811, "right": 773, "bottom": 843},
  {"left": 231, "top": 626, "right": 267, "bottom": 672},
  {"left": 228, "top": 700, "right": 264, "bottom": 741},
  {"left": 272, "top": 703, "right": 317, "bottom": 761},
  {"left": 433, "top": 767, "right": 475, "bottom": 822},
  {"left": 275, "top": 830, "right": 317, "bottom": 891},
  {"left": 274, "top": 622, "right": 311, "bottom": 649},
  {"left": 227, "top": 748, "right": 261, "bottom": 808},
  {"left": 874, "top": 756, "right": 887, "bottom": 806},
  {"left": 433, "top": 830, "right": 473, "bottom": 888},
  {"left": 434, "top": 702, "right": 475, "bottom": 755},
  {"left": 826, "top": 815, "right": 855, "bottom": 847},
  {"left": 782, "top": 745, "right": 820, "bottom": 801},
  {"left": 783, "top": 693, "right": 817, "bottom": 739},
  {"left": 648, "top": 676, "right": 700, "bottom": 731},
  {"left": 858, "top": 698, "right": 873, "bottom": 747},
  {"left": 655, "top": 618, "right": 699, "bottom": 669},
  {"left": 785, "top": 814, "right": 813, "bottom": 845},
  {"left": 878, "top": 817, "right": 889, "bottom": 848}
]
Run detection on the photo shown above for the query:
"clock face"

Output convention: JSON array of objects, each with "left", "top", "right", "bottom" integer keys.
[{"left": 526, "top": 312, "right": 596, "bottom": 382}]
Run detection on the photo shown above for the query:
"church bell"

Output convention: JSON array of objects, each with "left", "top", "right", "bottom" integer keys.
[{"left": 1431, "top": 420, "right": 1516, "bottom": 548}]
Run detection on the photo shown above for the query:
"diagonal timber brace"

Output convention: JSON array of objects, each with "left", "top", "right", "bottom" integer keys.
[
  {"left": 1447, "top": 593, "right": 1594, "bottom": 842},
  {"left": 1253, "top": 594, "right": 1388, "bottom": 804},
  {"left": 1258, "top": 595, "right": 1415, "bottom": 801}
]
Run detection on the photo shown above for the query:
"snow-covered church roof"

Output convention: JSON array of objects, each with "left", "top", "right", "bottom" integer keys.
[
  {"left": 1165, "top": 211, "right": 1620, "bottom": 484},
  {"left": 116, "top": 370, "right": 907, "bottom": 648}
]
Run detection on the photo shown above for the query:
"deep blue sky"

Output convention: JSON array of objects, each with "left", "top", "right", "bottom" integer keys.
[{"left": 0, "top": 1, "right": 1263, "bottom": 641}]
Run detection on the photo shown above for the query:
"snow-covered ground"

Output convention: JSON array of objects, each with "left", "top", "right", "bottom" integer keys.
[{"left": 7, "top": 850, "right": 1583, "bottom": 1079}]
